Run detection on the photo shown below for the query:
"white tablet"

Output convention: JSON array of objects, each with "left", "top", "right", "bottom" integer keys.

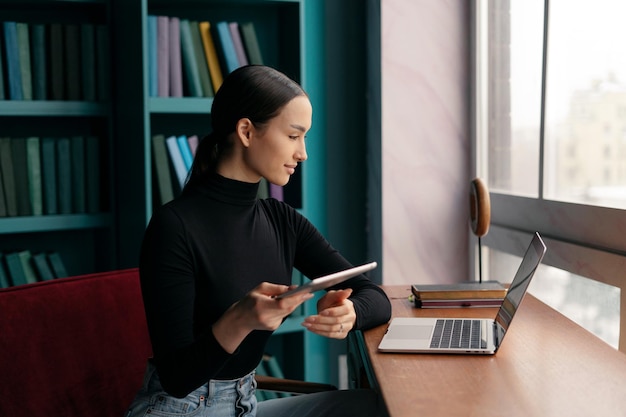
[{"left": 275, "top": 261, "right": 378, "bottom": 299}]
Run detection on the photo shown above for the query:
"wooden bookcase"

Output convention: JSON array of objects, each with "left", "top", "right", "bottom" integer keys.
[
  {"left": 0, "top": 0, "right": 116, "bottom": 276},
  {"left": 110, "top": 0, "right": 330, "bottom": 384}
]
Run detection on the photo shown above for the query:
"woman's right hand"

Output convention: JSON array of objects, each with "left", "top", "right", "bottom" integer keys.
[{"left": 212, "top": 282, "right": 313, "bottom": 353}]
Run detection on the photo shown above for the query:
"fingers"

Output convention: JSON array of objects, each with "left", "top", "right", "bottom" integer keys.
[{"left": 302, "top": 298, "right": 356, "bottom": 339}]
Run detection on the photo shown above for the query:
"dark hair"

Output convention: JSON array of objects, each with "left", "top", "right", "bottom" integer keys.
[{"left": 186, "top": 65, "right": 307, "bottom": 187}]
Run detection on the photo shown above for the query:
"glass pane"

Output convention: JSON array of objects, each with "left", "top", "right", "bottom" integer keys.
[
  {"left": 488, "top": 249, "right": 620, "bottom": 349},
  {"left": 543, "top": 0, "right": 626, "bottom": 208},
  {"left": 486, "top": 0, "right": 543, "bottom": 195}
]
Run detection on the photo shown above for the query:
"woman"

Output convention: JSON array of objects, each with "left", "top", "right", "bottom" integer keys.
[{"left": 126, "top": 65, "right": 391, "bottom": 417}]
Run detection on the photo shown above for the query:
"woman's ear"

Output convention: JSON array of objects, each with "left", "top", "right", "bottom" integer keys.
[{"left": 235, "top": 118, "right": 253, "bottom": 147}]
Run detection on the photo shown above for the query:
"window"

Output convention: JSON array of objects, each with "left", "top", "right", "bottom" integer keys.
[{"left": 474, "top": 0, "right": 626, "bottom": 351}]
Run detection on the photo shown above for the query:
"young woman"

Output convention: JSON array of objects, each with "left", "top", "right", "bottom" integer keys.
[{"left": 126, "top": 65, "right": 391, "bottom": 417}]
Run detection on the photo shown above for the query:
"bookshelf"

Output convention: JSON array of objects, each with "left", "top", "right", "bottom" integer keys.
[
  {"left": 111, "top": 0, "right": 330, "bottom": 384},
  {"left": 0, "top": 0, "right": 116, "bottom": 277}
]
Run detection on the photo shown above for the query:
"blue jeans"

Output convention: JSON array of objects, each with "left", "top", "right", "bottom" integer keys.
[
  {"left": 126, "top": 361, "right": 385, "bottom": 417},
  {"left": 125, "top": 361, "right": 257, "bottom": 417}
]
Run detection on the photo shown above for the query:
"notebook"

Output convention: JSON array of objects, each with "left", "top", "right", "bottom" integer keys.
[{"left": 378, "top": 232, "right": 546, "bottom": 354}]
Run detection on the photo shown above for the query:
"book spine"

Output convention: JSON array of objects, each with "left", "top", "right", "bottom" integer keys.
[
  {"left": 190, "top": 21, "right": 214, "bottom": 97},
  {"left": 0, "top": 254, "right": 11, "bottom": 287},
  {"left": 239, "top": 22, "right": 264, "bottom": 65},
  {"left": 157, "top": 15, "right": 170, "bottom": 97},
  {"left": 31, "top": 23, "right": 47, "bottom": 100},
  {"left": 56, "top": 137, "right": 72, "bottom": 214},
  {"left": 49, "top": 23, "right": 64, "bottom": 100},
  {"left": 214, "top": 21, "right": 240, "bottom": 74},
  {"left": 25, "top": 137, "right": 43, "bottom": 216},
  {"left": 71, "top": 136, "right": 86, "bottom": 213},
  {"left": 0, "top": 25, "right": 5, "bottom": 99},
  {"left": 0, "top": 137, "right": 18, "bottom": 216},
  {"left": 176, "top": 135, "right": 193, "bottom": 171},
  {"left": 3, "top": 21, "right": 23, "bottom": 100},
  {"left": 165, "top": 135, "right": 188, "bottom": 191},
  {"left": 80, "top": 24, "right": 96, "bottom": 101},
  {"left": 85, "top": 136, "right": 101, "bottom": 213},
  {"left": 228, "top": 22, "right": 249, "bottom": 67},
  {"left": 40, "top": 137, "right": 58, "bottom": 215},
  {"left": 169, "top": 17, "right": 183, "bottom": 97},
  {"left": 46, "top": 251, "right": 68, "bottom": 278},
  {"left": 151, "top": 134, "right": 175, "bottom": 205},
  {"left": 179, "top": 19, "right": 203, "bottom": 97},
  {"left": 95, "top": 25, "right": 109, "bottom": 101},
  {"left": 64, "top": 24, "right": 81, "bottom": 100},
  {"left": 16, "top": 23, "right": 32, "bottom": 100},
  {"left": 199, "top": 21, "right": 224, "bottom": 92},
  {"left": 11, "top": 138, "right": 32, "bottom": 216},
  {"left": 147, "top": 15, "right": 158, "bottom": 97}
]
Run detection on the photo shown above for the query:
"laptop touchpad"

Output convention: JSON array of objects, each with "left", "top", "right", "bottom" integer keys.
[{"left": 387, "top": 325, "right": 432, "bottom": 340}]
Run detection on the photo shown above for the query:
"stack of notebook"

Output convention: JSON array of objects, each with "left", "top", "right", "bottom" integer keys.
[{"left": 411, "top": 281, "right": 507, "bottom": 308}]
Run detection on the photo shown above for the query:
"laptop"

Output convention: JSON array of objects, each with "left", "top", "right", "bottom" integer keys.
[{"left": 378, "top": 232, "right": 546, "bottom": 354}]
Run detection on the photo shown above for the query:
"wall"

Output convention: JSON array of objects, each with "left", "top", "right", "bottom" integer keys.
[{"left": 380, "top": 0, "right": 471, "bottom": 285}]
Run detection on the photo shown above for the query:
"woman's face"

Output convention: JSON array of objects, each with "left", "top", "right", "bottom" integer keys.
[{"left": 242, "top": 95, "right": 312, "bottom": 186}]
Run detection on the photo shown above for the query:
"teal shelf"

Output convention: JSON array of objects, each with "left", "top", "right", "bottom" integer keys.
[
  {"left": 0, "top": 214, "right": 113, "bottom": 234},
  {"left": 149, "top": 97, "right": 213, "bottom": 113},
  {"left": 0, "top": 101, "right": 109, "bottom": 117}
]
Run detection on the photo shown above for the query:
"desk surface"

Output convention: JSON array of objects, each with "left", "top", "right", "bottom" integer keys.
[{"left": 357, "top": 286, "right": 626, "bottom": 417}]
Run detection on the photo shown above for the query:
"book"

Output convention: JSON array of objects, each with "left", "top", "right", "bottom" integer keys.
[
  {"left": 151, "top": 134, "right": 174, "bottom": 205},
  {"left": 95, "top": 25, "right": 109, "bottom": 101},
  {"left": 25, "top": 137, "right": 43, "bottom": 216},
  {"left": 147, "top": 15, "right": 158, "bottom": 97},
  {"left": 179, "top": 19, "right": 203, "bottom": 97},
  {"left": 190, "top": 21, "right": 214, "bottom": 97},
  {"left": 56, "top": 137, "right": 72, "bottom": 214},
  {"left": 0, "top": 161, "right": 6, "bottom": 216},
  {"left": 228, "top": 22, "right": 249, "bottom": 67},
  {"left": 157, "top": 15, "right": 170, "bottom": 97},
  {"left": 0, "top": 27, "right": 4, "bottom": 99},
  {"left": 64, "top": 24, "right": 81, "bottom": 100},
  {"left": 3, "top": 21, "right": 22, "bottom": 100},
  {"left": 199, "top": 21, "right": 224, "bottom": 92},
  {"left": 80, "top": 23, "right": 96, "bottom": 101},
  {"left": 30, "top": 23, "right": 47, "bottom": 100},
  {"left": 31, "top": 252, "right": 55, "bottom": 281},
  {"left": 46, "top": 251, "right": 68, "bottom": 278},
  {"left": 187, "top": 134, "right": 199, "bottom": 157},
  {"left": 16, "top": 23, "right": 32, "bottom": 100},
  {"left": 5, "top": 250, "right": 37, "bottom": 286},
  {"left": 176, "top": 135, "right": 193, "bottom": 171},
  {"left": 84, "top": 136, "right": 101, "bottom": 213},
  {"left": 269, "top": 183, "right": 283, "bottom": 201},
  {"left": 70, "top": 136, "right": 86, "bottom": 213},
  {"left": 11, "top": 138, "right": 32, "bottom": 216},
  {"left": 49, "top": 23, "right": 64, "bottom": 100},
  {"left": 169, "top": 17, "right": 183, "bottom": 97},
  {"left": 213, "top": 21, "right": 240, "bottom": 74},
  {"left": 411, "top": 282, "right": 507, "bottom": 300},
  {"left": 0, "top": 254, "right": 11, "bottom": 287},
  {"left": 416, "top": 299, "right": 505, "bottom": 309},
  {"left": 239, "top": 22, "right": 264, "bottom": 65},
  {"left": 0, "top": 137, "right": 18, "bottom": 216},
  {"left": 165, "top": 135, "right": 188, "bottom": 191},
  {"left": 40, "top": 137, "right": 58, "bottom": 215}
]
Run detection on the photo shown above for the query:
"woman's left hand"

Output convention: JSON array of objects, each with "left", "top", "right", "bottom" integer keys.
[{"left": 301, "top": 289, "right": 355, "bottom": 339}]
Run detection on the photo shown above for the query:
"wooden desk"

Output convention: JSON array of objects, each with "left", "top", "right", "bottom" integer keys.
[{"left": 349, "top": 286, "right": 626, "bottom": 417}]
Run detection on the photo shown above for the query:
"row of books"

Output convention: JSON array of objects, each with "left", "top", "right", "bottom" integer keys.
[
  {"left": 0, "top": 249, "right": 68, "bottom": 288},
  {"left": 0, "top": 21, "right": 109, "bottom": 101},
  {"left": 0, "top": 136, "right": 101, "bottom": 217},
  {"left": 151, "top": 133, "right": 282, "bottom": 206},
  {"left": 410, "top": 282, "right": 507, "bottom": 308},
  {"left": 148, "top": 16, "right": 263, "bottom": 98}
]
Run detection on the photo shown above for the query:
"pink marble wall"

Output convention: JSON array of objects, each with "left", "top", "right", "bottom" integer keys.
[{"left": 381, "top": 0, "right": 471, "bottom": 285}]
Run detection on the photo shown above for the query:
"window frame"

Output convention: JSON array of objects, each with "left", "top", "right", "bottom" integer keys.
[{"left": 471, "top": 0, "right": 626, "bottom": 351}]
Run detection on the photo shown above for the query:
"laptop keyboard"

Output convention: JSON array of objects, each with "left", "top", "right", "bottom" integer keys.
[{"left": 430, "top": 319, "right": 486, "bottom": 349}]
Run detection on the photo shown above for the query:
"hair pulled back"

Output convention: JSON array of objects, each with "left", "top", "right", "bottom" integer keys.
[{"left": 186, "top": 65, "right": 306, "bottom": 187}]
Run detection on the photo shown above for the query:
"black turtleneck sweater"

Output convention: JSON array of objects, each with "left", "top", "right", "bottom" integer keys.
[{"left": 139, "top": 174, "right": 391, "bottom": 398}]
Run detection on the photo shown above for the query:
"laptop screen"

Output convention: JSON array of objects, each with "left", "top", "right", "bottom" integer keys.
[{"left": 495, "top": 233, "right": 547, "bottom": 332}]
